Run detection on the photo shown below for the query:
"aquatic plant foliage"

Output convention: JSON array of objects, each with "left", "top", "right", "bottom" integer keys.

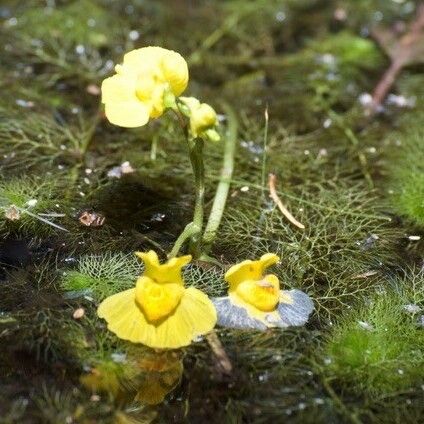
[
  {"left": 62, "top": 252, "right": 143, "bottom": 301},
  {"left": 97, "top": 251, "right": 216, "bottom": 348},
  {"left": 323, "top": 274, "right": 424, "bottom": 396},
  {"left": 387, "top": 109, "right": 424, "bottom": 227}
]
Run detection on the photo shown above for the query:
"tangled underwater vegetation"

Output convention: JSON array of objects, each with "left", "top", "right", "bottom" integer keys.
[{"left": 1, "top": 0, "right": 424, "bottom": 423}]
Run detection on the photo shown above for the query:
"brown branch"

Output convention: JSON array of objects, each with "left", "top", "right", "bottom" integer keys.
[
  {"left": 206, "top": 331, "right": 233, "bottom": 376},
  {"left": 369, "top": 3, "right": 424, "bottom": 113}
]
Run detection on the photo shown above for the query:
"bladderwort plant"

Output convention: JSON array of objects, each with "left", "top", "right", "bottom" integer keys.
[{"left": 100, "top": 46, "right": 238, "bottom": 261}]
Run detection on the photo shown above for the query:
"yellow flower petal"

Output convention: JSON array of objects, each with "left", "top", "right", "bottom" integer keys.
[
  {"left": 104, "top": 100, "right": 150, "bottom": 128},
  {"left": 122, "top": 47, "right": 188, "bottom": 97},
  {"left": 175, "top": 287, "right": 217, "bottom": 336},
  {"left": 98, "top": 286, "right": 216, "bottom": 349},
  {"left": 135, "top": 276, "right": 184, "bottom": 322},
  {"left": 179, "top": 97, "right": 218, "bottom": 138},
  {"left": 102, "top": 46, "right": 188, "bottom": 127},
  {"left": 135, "top": 251, "right": 192, "bottom": 285},
  {"left": 190, "top": 103, "right": 217, "bottom": 136},
  {"left": 225, "top": 253, "right": 279, "bottom": 288},
  {"left": 101, "top": 74, "right": 137, "bottom": 104},
  {"left": 122, "top": 46, "right": 166, "bottom": 74},
  {"left": 235, "top": 274, "right": 280, "bottom": 312},
  {"left": 161, "top": 49, "right": 189, "bottom": 96},
  {"left": 135, "top": 250, "right": 160, "bottom": 270}
]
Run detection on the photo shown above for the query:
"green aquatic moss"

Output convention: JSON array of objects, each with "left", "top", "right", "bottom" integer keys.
[
  {"left": 16, "top": 0, "right": 120, "bottom": 47},
  {"left": 323, "top": 276, "right": 424, "bottom": 395},
  {"left": 387, "top": 112, "right": 424, "bottom": 227}
]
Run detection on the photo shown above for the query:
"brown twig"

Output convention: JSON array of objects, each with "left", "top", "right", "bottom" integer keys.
[
  {"left": 206, "top": 331, "right": 233, "bottom": 376},
  {"left": 370, "top": 3, "right": 424, "bottom": 113},
  {"left": 268, "top": 173, "right": 305, "bottom": 229}
]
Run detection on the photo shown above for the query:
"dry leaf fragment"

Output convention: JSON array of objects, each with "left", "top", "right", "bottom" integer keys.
[
  {"left": 73, "top": 307, "right": 85, "bottom": 319},
  {"left": 5, "top": 205, "right": 21, "bottom": 221}
]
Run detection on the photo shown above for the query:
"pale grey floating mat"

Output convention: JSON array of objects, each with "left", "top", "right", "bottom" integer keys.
[{"left": 212, "top": 289, "right": 314, "bottom": 330}]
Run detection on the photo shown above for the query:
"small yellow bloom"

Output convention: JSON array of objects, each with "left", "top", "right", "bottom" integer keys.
[
  {"left": 97, "top": 251, "right": 216, "bottom": 349},
  {"left": 101, "top": 47, "right": 189, "bottom": 128},
  {"left": 213, "top": 254, "right": 313, "bottom": 330},
  {"left": 179, "top": 97, "right": 219, "bottom": 139}
]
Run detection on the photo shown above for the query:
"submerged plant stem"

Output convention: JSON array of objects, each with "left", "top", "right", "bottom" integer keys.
[
  {"left": 202, "top": 104, "right": 238, "bottom": 252},
  {"left": 322, "top": 378, "right": 362, "bottom": 424}
]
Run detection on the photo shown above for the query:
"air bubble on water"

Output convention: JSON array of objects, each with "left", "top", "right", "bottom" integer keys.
[
  {"left": 151, "top": 213, "right": 165, "bottom": 222},
  {"left": 323, "top": 118, "right": 332, "bottom": 128},
  {"left": 275, "top": 11, "right": 286, "bottom": 22},
  {"left": 6, "top": 17, "right": 17, "bottom": 26},
  {"left": 129, "top": 30, "right": 140, "bottom": 41},
  {"left": 373, "top": 11, "right": 383, "bottom": 21},
  {"left": 75, "top": 44, "right": 85, "bottom": 55},
  {"left": 111, "top": 352, "right": 127, "bottom": 363}
]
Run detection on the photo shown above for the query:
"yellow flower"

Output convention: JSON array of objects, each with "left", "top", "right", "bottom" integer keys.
[
  {"left": 97, "top": 251, "right": 216, "bottom": 349},
  {"left": 101, "top": 47, "right": 189, "bottom": 128},
  {"left": 179, "top": 97, "right": 219, "bottom": 139},
  {"left": 213, "top": 254, "right": 313, "bottom": 330}
]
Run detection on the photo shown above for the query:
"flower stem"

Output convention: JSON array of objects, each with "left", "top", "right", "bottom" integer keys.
[
  {"left": 168, "top": 107, "right": 206, "bottom": 258},
  {"left": 187, "top": 137, "right": 205, "bottom": 258},
  {"left": 168, "top": 222, "right": 200, "bottom": 258},
  {"left": 202, "top": 104, "right": 238, "bottom": 252}
]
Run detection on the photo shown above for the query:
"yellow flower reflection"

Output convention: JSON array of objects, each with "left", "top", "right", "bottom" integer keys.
[
  {"left": 101, "top": 47, "right": 188, "bottom": 128},
  {"left": 179, "top": 97, "right": 220, "bottom": 140},
  {"left": 80, "top": 350, "right": 183, "bottom": 411},
  {"left": 135, "top": 350, "right": 183, "bottom": 405},
  {"left": 213, "top": 253, "right": 313, "bottom": 330},
  {"left": 97, "top": 251, "right": 216, "bottom": 349}
]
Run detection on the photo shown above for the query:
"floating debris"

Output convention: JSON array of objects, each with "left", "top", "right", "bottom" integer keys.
[
  {"left": 403, "top": 304, "right": 421, "bottom": 314},
  {"left": 78, "top": 210, "right": 106, "bottom": 227},
  {"left": 351, "top": 270, "right": 378, "bottom": 279},
  {"left": 15, "top": 99, "right": 34, "bottom": 108},
  {"left": 268, "top": 173, "right": 305, "bottom": 229},
  {"left": 111, "top": 352, "right": 127, "bottom": 363},
  {"left": 25, "top": 199, "right": 38, "bottom": 208},
  {"left": 386, "top": 94, "right": 416, "bottom": 108},
  {"left": 358, "top": 320, "right": 374, "bottom": 331},
  {"left": 107, "top": 161, "right": 135, "bottom": 178},
  {"left": 4, "top": 205, "right": 20, "bottom": 221},
  {"left": 86, "top": 84, "right": 101, "bottom": 96},
  {"left": 72, "top": 307, "right": 85, "bottom": 319}
]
